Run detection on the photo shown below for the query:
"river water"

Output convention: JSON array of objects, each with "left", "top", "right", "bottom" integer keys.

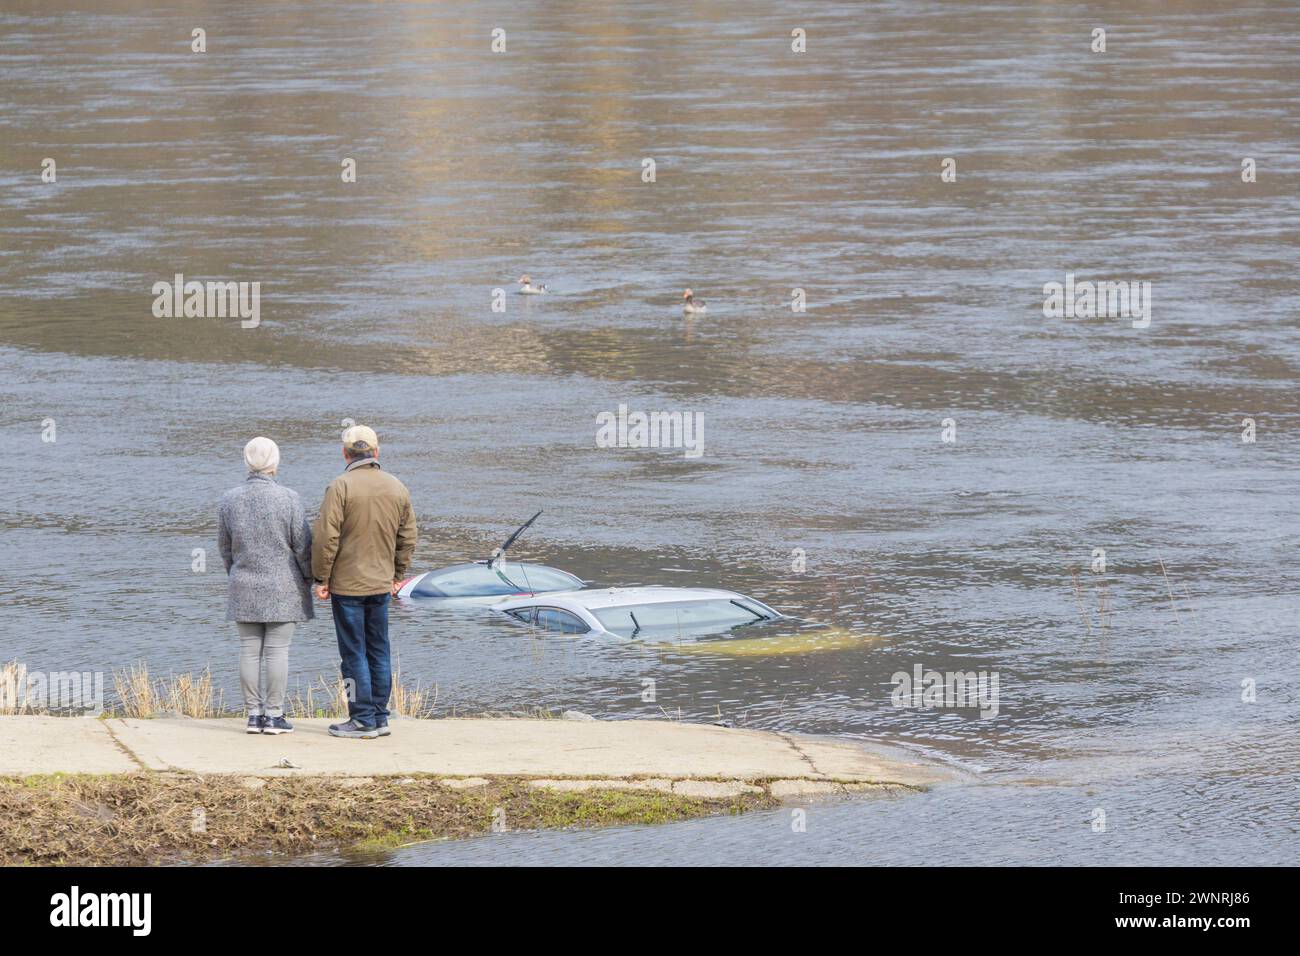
[{"left": 2, "top": 0, "right": 1297, "bottom": 865}]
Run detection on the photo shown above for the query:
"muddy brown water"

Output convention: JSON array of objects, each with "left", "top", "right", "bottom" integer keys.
[{"left": 2, "top": 0, "right": 1297, "bottom": 864}]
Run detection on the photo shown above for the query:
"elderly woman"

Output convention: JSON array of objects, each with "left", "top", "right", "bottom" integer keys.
[{"left": 217, "top": 437, "right": 313, "bottom": 735}]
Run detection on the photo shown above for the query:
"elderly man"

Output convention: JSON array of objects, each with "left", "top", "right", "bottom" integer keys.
[{"left": 312, "top": 425, "right": 418, "bottom": 739}]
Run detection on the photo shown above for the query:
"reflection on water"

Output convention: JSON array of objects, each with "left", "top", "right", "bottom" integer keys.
[{"left": 2, "top": 0, "right": 1298, "bottom": 864}]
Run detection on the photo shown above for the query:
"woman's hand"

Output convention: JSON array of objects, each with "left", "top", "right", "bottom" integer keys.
[{"left": 315, "top": 584, "right": 330, "bottom": 600}]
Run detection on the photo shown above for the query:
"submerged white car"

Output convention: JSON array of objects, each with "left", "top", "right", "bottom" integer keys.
[
  {"left": 397, "top": 514, "right": 871, "bottom": 655},
  {"left": 396, "top": 561, "right": 583, "bottom": 602},
  {"left": 394, "top": 512, "right": 585, "bottom": 602},
  {"left": 494, "top": 586, "right": 783, "bottom": 638},
  {"left": 495, "top": 586, "right": 877, "bottom": 655}
]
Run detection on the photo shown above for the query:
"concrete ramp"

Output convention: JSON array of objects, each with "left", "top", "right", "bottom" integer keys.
[{"left": 0, "top": 716, "right": 947, "bottom": 792}]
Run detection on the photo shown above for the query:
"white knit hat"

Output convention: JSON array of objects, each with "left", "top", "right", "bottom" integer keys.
[{"left": 244, "top": 436, "right": 280, "bottom": 474}]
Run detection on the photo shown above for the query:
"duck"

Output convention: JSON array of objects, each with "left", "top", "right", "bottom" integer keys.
[
  {"left": 682, "top": 289, "right": 707, "bottom": 314},
  {"left": 517, "top": 275, "right": 547, "bottom": 295}
]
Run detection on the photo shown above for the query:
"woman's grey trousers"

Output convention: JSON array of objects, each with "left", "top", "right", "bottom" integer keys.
[{"left": 236, "top": 622, "right": 294, "bottom": 717}]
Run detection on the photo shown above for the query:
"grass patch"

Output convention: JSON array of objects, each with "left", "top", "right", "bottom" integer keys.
[
  {"left": 0, "top": 773, "right": 774, "bottom": 865},
  {"left": 4, "top": 659, "right": 440, "bottom": 720},
  {"left": 0, "top": 661, "right": 33, "bottom": 715}
]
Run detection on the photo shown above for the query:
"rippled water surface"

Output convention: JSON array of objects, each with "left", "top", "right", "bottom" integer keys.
[{"left": 2, "top": 0, "right": 1298, "bottom": 865}]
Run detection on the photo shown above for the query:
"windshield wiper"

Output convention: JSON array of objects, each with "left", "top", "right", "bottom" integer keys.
[
  {"left": 730, "top": 599, "right": 769, "bottom": 622},
  {"left": 629, "top": 612, "right": 642, "bottom": 637},
  {"left": 486, "top": 511, "right": 542, "bottom": 568}
]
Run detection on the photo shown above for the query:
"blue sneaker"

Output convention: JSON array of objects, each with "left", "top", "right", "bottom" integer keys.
[
  {"left": 377, "top": 718, "right": 391, "bottom": 737},
  {"left": 263, "top": 715, "right": 294, "bottom": 735},
  {"left": 245, "top": 715, "right": 266, "bottom": 734},
  {"left": 328, "top": 719, "right": 379, "bottom": 739}
]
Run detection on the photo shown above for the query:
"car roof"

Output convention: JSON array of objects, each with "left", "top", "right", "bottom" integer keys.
[{"left": 497, "top": 586, "right": 745, "bottom": 611}]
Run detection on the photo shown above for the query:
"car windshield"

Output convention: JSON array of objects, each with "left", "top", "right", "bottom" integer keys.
[
  {"left": 591, "top": 598, "right": 775, "bottom": 638},
  {"left": 410, "top": 563, "right": 581, "bottom": 598}
]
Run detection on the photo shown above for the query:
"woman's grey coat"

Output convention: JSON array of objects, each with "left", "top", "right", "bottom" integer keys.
[{"left": 217, "top": 473, "right": 314, "bottom": 623}]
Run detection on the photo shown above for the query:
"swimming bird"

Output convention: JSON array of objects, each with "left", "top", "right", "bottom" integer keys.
[
  {"left": 682, "top": 289, "right": 706, "bottom": 314},
  {"left": 517, "top": 275, "right": 547, "bottom": 295}
]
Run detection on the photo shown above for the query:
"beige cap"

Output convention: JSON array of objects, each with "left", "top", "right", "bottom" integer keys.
[
  {"left": 244, "top": 436, "right": 280, "bottom": 474},
  {"left": 341, "top": 424, "right": 379, "bottom": 454}
]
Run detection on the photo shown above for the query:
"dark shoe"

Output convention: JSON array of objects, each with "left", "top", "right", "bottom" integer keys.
[
  {"left": 263, "top": 715, "right": 294, "bottom": 735},
  {"left": 328, "top": 719, "right": 379, "bottom": 739},
  {"left": 245, "top": 715, "right": 265, "bottom": 734},
  {"left": 377, "top": 719, "right": 391, "bottom": 737}
]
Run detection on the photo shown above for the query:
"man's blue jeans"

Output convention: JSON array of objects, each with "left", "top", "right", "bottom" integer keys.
[{"left": 330, "top": 593, "right": 391, "bottom": 727}]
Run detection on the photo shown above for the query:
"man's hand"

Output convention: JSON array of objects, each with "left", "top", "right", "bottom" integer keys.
[
  {"left": 315, "top": 584, "right": 330, "bottom": 600},
  {"left": 390, "top": 580, "right": 402, "bottom": 596}
]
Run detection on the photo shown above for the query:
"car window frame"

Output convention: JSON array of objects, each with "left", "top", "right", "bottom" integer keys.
[{"left": 531, "top": 606, "right": 591, "bottom": 635}]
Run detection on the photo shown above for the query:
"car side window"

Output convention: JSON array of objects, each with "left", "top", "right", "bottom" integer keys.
[
  {"left": 506, "top": 607, "right": 535, "bottom": 624},
  {"left": 534, "top": 608, "right": 589, "bottom": 634}
]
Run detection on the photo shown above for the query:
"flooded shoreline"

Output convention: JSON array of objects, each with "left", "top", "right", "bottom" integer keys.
[{"left": 3, "top": 0, "right": 1299, "bottom": 864}]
